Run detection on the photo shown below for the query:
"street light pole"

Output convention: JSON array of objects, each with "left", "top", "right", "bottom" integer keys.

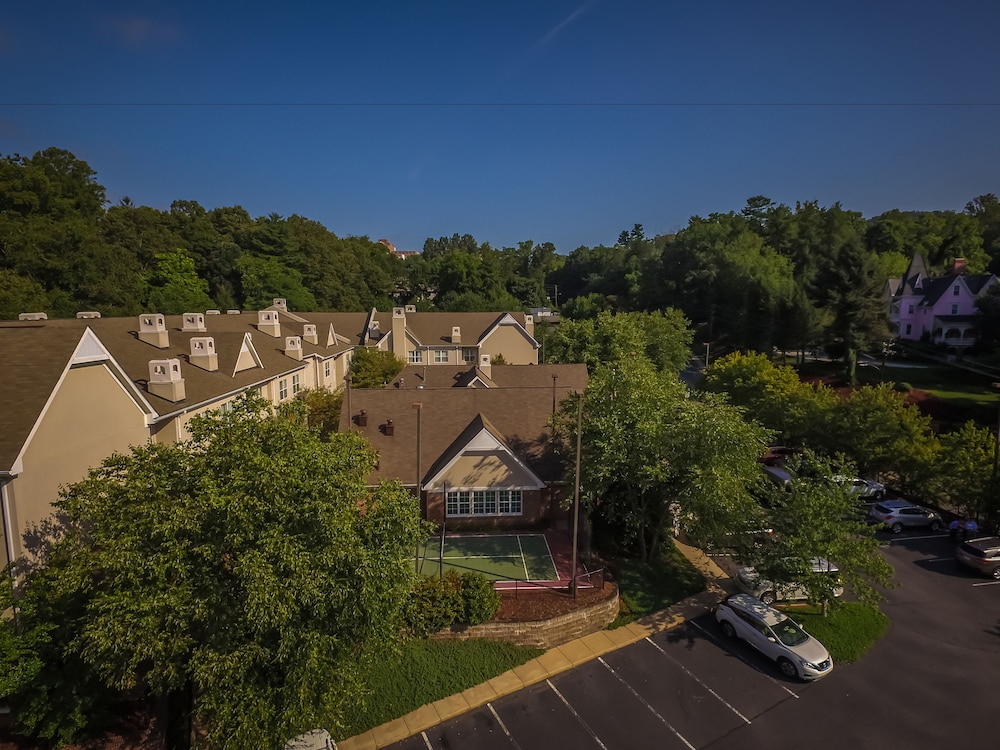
[
  {"left": 570, "top": 392, "right": 582, "bottom": 598},
  {"left": 704, "top": 342, "right": 711, "bottom": 369}
]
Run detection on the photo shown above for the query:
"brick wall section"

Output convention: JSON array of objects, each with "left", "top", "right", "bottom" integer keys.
[{"left": 432, "top": 583, "right": 619, "bottom": 649}]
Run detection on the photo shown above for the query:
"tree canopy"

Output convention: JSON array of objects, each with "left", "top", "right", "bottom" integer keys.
[{"left": 1, "top": 394, "right": 426, "bottom": 749}]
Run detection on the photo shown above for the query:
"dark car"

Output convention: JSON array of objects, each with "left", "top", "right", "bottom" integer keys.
[{"left": 955, "top": 536, "right": 1000, "bottom": 579}]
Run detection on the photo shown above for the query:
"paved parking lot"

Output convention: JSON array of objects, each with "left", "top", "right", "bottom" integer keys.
[{"left": 382, "top": 530, "right": 1000, "bottom": 749}]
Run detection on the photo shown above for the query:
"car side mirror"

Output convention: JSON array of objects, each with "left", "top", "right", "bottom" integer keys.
[{"left": 767, "top": 636, "right": 777, "bottom": 643}]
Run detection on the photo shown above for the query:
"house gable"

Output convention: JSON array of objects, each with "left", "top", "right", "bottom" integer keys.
[{"left": 233, "top": 333, "right": 263, "bottom": 374}]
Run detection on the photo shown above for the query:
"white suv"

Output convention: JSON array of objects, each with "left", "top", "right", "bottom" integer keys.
[{"left": 715, "top": 593, "right": 833, "bottom": 680}]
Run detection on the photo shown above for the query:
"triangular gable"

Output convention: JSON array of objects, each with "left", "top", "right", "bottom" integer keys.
[
  {"left": 478, "top": 313, "right": 539, "bottom": 349},
  {"left": 424, "top": 414, "right": 545, "bottom": 491},
  {"left": 325, "top": 324, "right": 352, "bottom": 347},
  {"left": 10, "top": 329, "right": 152, "bottom": 475},
  {"left": 233, "top": 332, "right": 263, "bottom": 375},
  {"left": 453, "top": 366, "right": 496, "bottom": 388}
]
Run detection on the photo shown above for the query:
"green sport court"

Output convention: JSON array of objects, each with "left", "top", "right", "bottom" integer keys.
[{"left": 418, "top": 533, "right": 560, "bottom": 588}]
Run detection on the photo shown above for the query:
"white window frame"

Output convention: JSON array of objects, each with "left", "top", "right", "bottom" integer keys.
[
  {"left": 279, "top": 379, "right": 288, "bottom": 400},
  {"left": 408, "top": 349, "right": 422, "bottom": 364},
  {"left": 324, "top": 361, "right": 331, "bottom": 378},
  {"left": 434, "top": 349, "right": 449, "bottom": 364},
  {"left": 462, "top": 347, "right": 478, "bottom": 364},
  {"left": 446, "top": 489, "right": 522, "bottom": 517},
  {"left": 292, "top": 374, "right": 301, "bottom": 394}
]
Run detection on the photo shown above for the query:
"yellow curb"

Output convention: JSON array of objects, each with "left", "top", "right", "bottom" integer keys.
[
  {"left": 334, "top": 730, "right": 376, "bottom": 750},
  {"left": 432, "top": 693, "right": 473, "bottom": 722},
  {"left": 402, "top": 704, "right": 443, "bottom": 735},
  {"left": 368, "top": 717, "right": 411, "bottom": 748},
  {"left": 604, "top": 625, "right": 645, "bottom": 648},
  {"left": 487, "top": 670, "right": 525, "bottom": 695},
  {"left": 512, "top": 657, "right": 550, "bottom": 687},
  {"left": 578, "top": 630, "right": 617, "bottom": 657},
  {"left": 459, "top": 681, "right": 499, "bottom": 711},
  {"left": 534, "top": 648, "right": 573, "bottom": 673},
  {"left": 555, "top": 638, "right": 598, "bottom": 665}
]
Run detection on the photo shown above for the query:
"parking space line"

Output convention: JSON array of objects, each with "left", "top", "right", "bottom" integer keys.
[
  {"left": 922, "top": 557, "right": 955, "bottom": 563},
  {"left": 598, "top": 657, "right": 697, "bottom": 750},
  {"left": 644, "top": 636, "right": 752, "bottom": 724},
  {"left": 487, "top": 703, "right": 521, "bottom": 749},
  {"left": 546, "top": 680, "right": 609, "bottom": 750},
  {"left": 686, "top": 619, "right": 799, "bottom": 699},
  {"left": 420, "top": 731, "right": 433, "bottom": 749},
  {"left": 972, "top": 580, "right": 1000, "bottom": 587},
  {"left": 888, "top": 533, "right": 950, "bottom": 542}
]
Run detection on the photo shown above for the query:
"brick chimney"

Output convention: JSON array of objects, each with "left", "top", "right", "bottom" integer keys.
[
  {"left": 148, "top": 359, "right": 186, "bottom": 402},
  {"left": 138, "top": 314, "right": 169, "bottom": 348},
  {"left": 953, "top": 258, "right": 968, "bottom": 274}
]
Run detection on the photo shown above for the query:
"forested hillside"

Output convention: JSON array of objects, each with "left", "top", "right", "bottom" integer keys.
[{"left": 3, "top": 147, "right": 999, "bottom": 366}]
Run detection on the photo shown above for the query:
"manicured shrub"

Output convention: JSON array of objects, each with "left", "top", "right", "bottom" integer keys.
[
  {"left": 405, "top": 572, "right": 463, "bottom": 637},
  {"left": 459, "top": 572, "right": 501, "bottom": 624}
]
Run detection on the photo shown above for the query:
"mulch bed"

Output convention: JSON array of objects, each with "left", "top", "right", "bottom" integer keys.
[{"left": 492, "top": 583, "right": 616, "bottom": 622}]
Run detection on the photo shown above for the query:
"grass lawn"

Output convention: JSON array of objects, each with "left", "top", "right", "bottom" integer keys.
[
  {"left": 339, "top": 638, "right": 544, "bottom": 740},
  {"left": 607, "top": 542, "right": 706, "bottom": 628},
  {"left": 784, "top": 601, "right": 889, "bottom": 664}
]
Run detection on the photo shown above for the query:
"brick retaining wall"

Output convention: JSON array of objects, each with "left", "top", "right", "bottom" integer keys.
[{"left": 432, "top": 584, "right": 620, "bottom": 650}]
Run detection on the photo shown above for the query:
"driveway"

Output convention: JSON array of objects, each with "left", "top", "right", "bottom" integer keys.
[{"left": 383, "top": 531, "right": 1000, "bottom": 749}]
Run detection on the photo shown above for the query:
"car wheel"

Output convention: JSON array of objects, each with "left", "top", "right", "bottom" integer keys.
[
  {"left": 929, "top": 520, "right": 942, "bottom": 532},
  {"left": 891, "top": 522, "right": 903, "bottom": 534},
  {"left": 992, "top": 568, "right": 1000, "bottom": 581},
  {"left": 777, "top": 657, "right": 798, "bottom": 679},
  {"left": 720, "top": 620, "right": 736, "bottom": 639},
  {"left": 760, "top": 591, "right": 776, "bottom": 605}
]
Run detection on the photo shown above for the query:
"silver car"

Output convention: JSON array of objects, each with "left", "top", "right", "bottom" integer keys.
[
  {"left": 868, "top": 499, "right": 943, "bottom": 534},
  {"left": 715, "top": 593, "right": 833, "bottom": 680},
  {"left": 735, "top": 558, "right": 844, "bottom": 605}
]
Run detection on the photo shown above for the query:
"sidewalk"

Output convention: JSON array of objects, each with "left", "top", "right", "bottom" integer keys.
[{"left": 337, "top": 540, "right": 731, "bottom": 750}]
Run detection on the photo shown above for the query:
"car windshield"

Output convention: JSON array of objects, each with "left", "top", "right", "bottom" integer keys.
[{"left": 771, "top": 616, "right": 809, "bottom": 647}]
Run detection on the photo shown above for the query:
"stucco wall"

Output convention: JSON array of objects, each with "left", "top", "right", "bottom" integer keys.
[{"left": 433, "top": 583, "right": 619, "bottom": 649}]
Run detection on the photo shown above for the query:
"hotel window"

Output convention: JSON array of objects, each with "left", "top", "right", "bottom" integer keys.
[
  {"left": 292, "top": 374, "right": 301, "bottom": 394},
  {"left": 324, "top": 361, "right": 331, "bottom": 378},
  {"left": 462, "top": 347, "right": 477, "bottom": 364},
  {"left": 279, "top": 379, "right": 288, "bottom": 400},
  {"left": 220, "top": 401, "right": 233, "bottom": 414},
  {"left": 446, "top": 489, "right": 522, "bottom": 517},
  {"left": 408, "top": 349, "right": 422, "bottom": 364},
  {"left": 434, "top": 349, "right": 449, "bottom": 364}
]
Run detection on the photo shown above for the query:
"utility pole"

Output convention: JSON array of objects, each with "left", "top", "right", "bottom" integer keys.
[
  {"left": 570, "top": 392, "right": 582, "bottom": 598},
  {"left": 704, "top": 342, "right": 711, "bottom": 369}
]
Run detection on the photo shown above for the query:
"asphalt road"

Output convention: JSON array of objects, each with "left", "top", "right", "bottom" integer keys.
[{"left": 384, "top": 530, "right": 1000, "bottom": 750}]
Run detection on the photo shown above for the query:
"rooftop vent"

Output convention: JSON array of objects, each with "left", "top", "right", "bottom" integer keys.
[
  {"left": 18, "top": 312, "right": 48, "bottom": 321},
  {"left": 404, "top": 304, "right": 416, "bottom": 313},
  {"left": 76, "top": 311, "right": 101, "bottom": 319},
  {"left": 285, "top": 336, "right": 303, "bottom": 361},
  {"left": 257, "top": 309, "right": 281, "bottom": 338},
  {"left": 303, "top": 324, "right": 318, "bottom": 345},
  {"left": 384, "top": 418, "right": 394, "bottom": 437},
  {"left": 182, "top": 312, "right": 206, "bottom": 332},
  {"left": 206, "top": 309, "right": 221, "bottom": 315},
  {"left": 272, "top": 297, "right": 288, "bottom": 311},
  {"left": 227, "top": 309, "right": 241, "bottom": 315},
  {"left": 189, "top": 337, "right": 218, "bottom": 372},
  {"left": 147, "top": 359, "right": 186, "bottom": 402},
  {"left": 138, "top": 313, "right": 169, "bottom": 348}
]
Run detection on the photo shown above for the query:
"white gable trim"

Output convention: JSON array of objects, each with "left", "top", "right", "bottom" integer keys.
[
  {"left": 231, "top": 332, "right": 264, "bottom": 376},
  {"left": 11, "top": 329, "right": 153, "bottom": 474},
  {"left": 478, "top": 313, "right": 539, "bottom": 349},
  {"left": 424, "top": 426, "right": 545, "bottom": 490}
]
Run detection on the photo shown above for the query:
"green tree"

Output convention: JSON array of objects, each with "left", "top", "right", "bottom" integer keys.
[
  {"left": 297, "top": 386, "right": 345, "bottom": 440},
  {"left": 755, "top": 452, "right": 893, "bottom": 613},
  {"left": 144, "top": 248, "right": 216, "bottom": 314},
  {"left": 349, "top": 347, "right": 405, "bottom": 388},
  {"left": 0, "top": 269, "right": 48, "bottom": 319},
  {"left": 934, "top": 421, "right": 999, "bottom": 521},
  {"left": 0, "top": 395, "right": 426, "bottom": 749},
  {"left": 557, "top": 357, "right": 769, "bottom": 561}
]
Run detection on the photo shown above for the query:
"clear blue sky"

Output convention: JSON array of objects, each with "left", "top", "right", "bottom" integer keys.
[{"left": 3, "top": 1, "right": 999, "bottom": 253}]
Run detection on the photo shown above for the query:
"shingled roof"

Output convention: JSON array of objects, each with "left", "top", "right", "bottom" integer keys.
[{"left": 339, "top": 366, "right": 587, "bottom": 487}]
